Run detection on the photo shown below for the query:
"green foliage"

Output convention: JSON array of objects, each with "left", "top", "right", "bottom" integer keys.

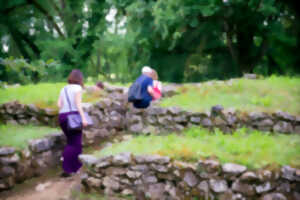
[
  {"left": 0, "top": 124, "right": 59, "bottom": 149},
  {"left": 0, "top": 57, "right": 45, "bottom": 84},
  {"left": 95, "top": 127, "right": 300, "bottom": 169},
  {"left": 1, "top": 0, "right": 300, "bottom": 83},
  {"left": 160, "top": 76, "right": 300, "bottom": 115}
]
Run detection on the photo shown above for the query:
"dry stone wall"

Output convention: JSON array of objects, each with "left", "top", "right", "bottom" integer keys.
[
  {"left": 80, "top": 153, "right": 300, "bottom": 200},
  {"left": 0, "top": 101, "right": 58, "bottom": 126},
  {"left": 1, "top": 96, "right": 300, "bottom": 136},
  {"left": 0, "top": 133, "right": 64, "bottom": 191}
]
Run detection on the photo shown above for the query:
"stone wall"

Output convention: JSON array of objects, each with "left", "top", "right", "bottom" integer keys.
[
  {"left": 0, "top": 133, "right": 64, "bottom": 191},
  {"left": 85, "top": 98, "right": 300, "bottom": 135},
  {"left": 0, "top": 101, "right": 58, "bottom": 126},
  {"left": 1, "top": 97, "right": 300, "bottom": 135},
  {"left": 80, "top": 153, "right": 300, "bottom": 200}
]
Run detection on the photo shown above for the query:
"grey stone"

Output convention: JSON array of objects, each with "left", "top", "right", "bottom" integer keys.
[
  {"left": 128, "top": 115, "right": 142, "bottom": 124},
  {"left": 29, "top": 138, "right": 54, "bottom": 153},
  {"left": 79, "top": 154, "right": 98, "bottom": 166},
  {"left": 0, "top": 166, "right": 15, "bottom": 178},
  {"left": 257, "top": 170, "right": 272, "bottom": 182},
  {"left": 190, "top": 116, "right": 201, "bottom": 124},
  {"left": 104, "top": 167, "right": 127, "bottom": 176},
  {"left": 209, "top": 179, "right": 228, "bottom": 193},
  {"left": 274, "top": 111, "right": 295, "bottom": 121},
  {"left": 254, "top": 119, "right": 274, "bottom": 127},
  {"left": 255, "top": 182, "right": 272, "bottom": 194},
  {"left": 0, "top": 176, "right": 14, "bottom": 190},
  {"left": 142, "top": 174, "right": 158, "bottom": 184},
  {"left": 222, "top": 163, "right": 247, "bottom": 175},
  {"left": 150, "top": 164, "right": 169, "bottom": 173},
  {"left": 197, "top": 180, "right": 209, "bottom": 194},
  {"left": 261, "top": 193, "right": 287, "bottom": 200},
  {"left": 173, "top": 115, "right": 187, "bottom": 123},
  {"left": 146, "top": 115, "right": 157, "bottom": 124},
  {"left": 0, "top": 147, "right": 15, "bottom": 156},
  {"left": 201, "top": 118, "right": 213, "bottom": 127},
  {"left": 273, "top": 121, "right": 293, "bottom": 133},
  {"left": 240, "top": 171, "right": 259, "bottom": 182},
  {"left": 112, "top": 153, "right": 132, "bottom": 165},
  {"left": 130, "top": 164, "right": 149, "bottom": 172},
  {"left": 211, "top": 105, "right": 224, "bottom": 117},
  {"left": 103, "top": 176, "right": 120, "bottom": 191},
  {"left": 0, "top": 154, "right": 20, "bottom": 165},
  {"left": 183, "top": 171, "right": 198, "bottom": 187},
  {"left": 232, "top": 180, "right": 255, "bottom": 196},
  {"left": 276, "top": 182, "right": 291, "bottom": 193},
  {"left": 197, "top": 160, "right": 220, "bottom": 179},
  {"left": 135, "top": 155, "right": 170, "bottom": 165},
  {"left": 95, "top": 156, "right": 113, "bottom": 170},
  {"left": 126, "top": 170, "right": 142, "bottom": 179},
  {"left": 86, "top": 177, "right": 102, "bottom": 188},
  {"left": 145, "top": 183, "right": 166, "bottom": 200},
  {"left": 121, "top": 189, "right": 134, "bottom": 196},
  {"left": 158, "top": 116, "right": 172, "bottom": 124},
  {"left": 165, "top": 182, "right": 181, "bottom": 200},
  {"left": 243, "top": 73, "right": 257, "bottom": 79},
  {"left": 167, "top": 107, "right": 182, "bottom": 115},
  {"left": 249, "top": 112, "right": 268, "bottom": 121},
  {"left": 281, "top": 165, "right": 296, "bottom": 181},
  {"left": 129, "top": 123, "right": 143, "bottom": 133}
]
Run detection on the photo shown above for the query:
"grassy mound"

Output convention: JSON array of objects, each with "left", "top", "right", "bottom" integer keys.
[
  {"left": 0, "top": 124, "right": 59, "bottom": 149},
  {"left": 95, "top": 127, "right": 300, "bottom": 169},
  {"left": 160, "top": 76, "right": 300, "bottom": 115}
]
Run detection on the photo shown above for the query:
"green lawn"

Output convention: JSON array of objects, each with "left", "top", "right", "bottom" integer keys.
[
  {"left": 160, "top": 76, "right": 300, "bottom": 115},
  {"left": 95, "top": 127, "right": 300, "bottom": 169},
  {"left": 0, "top": 82, "right": 104, "bottom": 109},
  {"left": 0, "top": 124, "right": 59, "bottom": 149}
]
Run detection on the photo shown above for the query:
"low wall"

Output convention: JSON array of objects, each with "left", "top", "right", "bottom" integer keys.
[
  {"left": 0, "top": 101, "right": 58, "bottom": 126},
  {"left": 0, "top": 127, "right": 113, "bottom": 191},
  {"left": 0, "top": 133, "right": 64, "bottom": 191},
  {"left": 1, "top": 98, "right": 300, "bottom": 135},
  {"left": 80, "top": 153, "right": 300, "bottom": 200},
  {"left": 86, "top": 98, "right": 300, "bottom": 135}
]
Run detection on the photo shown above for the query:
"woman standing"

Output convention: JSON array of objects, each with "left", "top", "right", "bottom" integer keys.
[{"left": 57, "top": 69, "right": 87, "bottom": 177}]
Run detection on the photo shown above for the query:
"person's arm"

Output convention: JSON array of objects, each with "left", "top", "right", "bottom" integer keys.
[
  {"left": 147, "top": 85, "right": 155, "bottom": 98},
  {"left": 75, "top": 91, "right": 88, "bottom": 127},
  {"left": 57, "top": 95, "right": 63, "bottom": 108}
]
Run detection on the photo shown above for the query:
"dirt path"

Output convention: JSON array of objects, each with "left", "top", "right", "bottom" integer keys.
[{"left": 0, "top": 169, "right": 82, "bottom": 200}]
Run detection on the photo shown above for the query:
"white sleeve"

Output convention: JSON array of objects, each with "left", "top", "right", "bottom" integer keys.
[{"left": 158, "top": 81, "right": 162, "bottom": 91}]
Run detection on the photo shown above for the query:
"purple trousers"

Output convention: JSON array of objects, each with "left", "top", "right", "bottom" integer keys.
[{"left": 59, "top": 111, "right": 82, "bottom": 174}]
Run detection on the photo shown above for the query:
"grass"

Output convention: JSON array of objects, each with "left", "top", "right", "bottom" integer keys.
[
  {"left": 95, "top": 127, "right": 300, "bottom": 169},
  {"left": 0, "top": 124, "right": 59, "bottom": 149},
  {"left": 0, "top": 82, "right": 105, "bottom": 109},
  {"left": 160, "top": 76, "right": 300, "bottom": 115}
]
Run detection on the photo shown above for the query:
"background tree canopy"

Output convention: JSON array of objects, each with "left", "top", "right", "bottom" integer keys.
[{"left": 0, "top": 0, "right": 299, "bottom": 83}]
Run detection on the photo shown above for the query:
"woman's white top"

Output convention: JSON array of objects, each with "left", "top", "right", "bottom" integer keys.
[
  {"left": 153, "top": 80, "right": 162, "bottom": 90},
  {"left": 59, "top": 84, "right": 82, "bottom": 113}
]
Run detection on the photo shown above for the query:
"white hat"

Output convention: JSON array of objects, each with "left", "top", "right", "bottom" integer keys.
[{"left": 142, "top": 66, "right": 152, "bottom": 74}]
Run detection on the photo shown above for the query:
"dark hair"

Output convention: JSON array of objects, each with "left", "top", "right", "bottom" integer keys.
[
  {"left": 68, "top": 69, "right": 84, "bottom": 87},
  {"left": 96, "top": 81, "right": 104, "bottom": 89}
]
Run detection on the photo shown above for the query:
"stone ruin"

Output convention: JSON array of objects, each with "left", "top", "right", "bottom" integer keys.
[
  {"left": 0, "top": 83, "right": 300, "bottom": 197},
  {"left": 79, "top": 153, "right": 300, "bottom": 200}
]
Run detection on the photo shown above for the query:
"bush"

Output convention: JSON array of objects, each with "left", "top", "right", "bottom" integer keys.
[{"left": 0, "top": 57, "right": 67, "bottom": 84}]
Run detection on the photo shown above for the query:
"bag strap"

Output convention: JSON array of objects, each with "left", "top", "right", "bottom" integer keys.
[{"left": 64, "top": 87, "right": 73, "bottom": 112}]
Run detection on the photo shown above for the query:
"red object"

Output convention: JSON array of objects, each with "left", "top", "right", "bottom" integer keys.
[{"left": 153, "top": 87, "right": 162, "bottom": 100}]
